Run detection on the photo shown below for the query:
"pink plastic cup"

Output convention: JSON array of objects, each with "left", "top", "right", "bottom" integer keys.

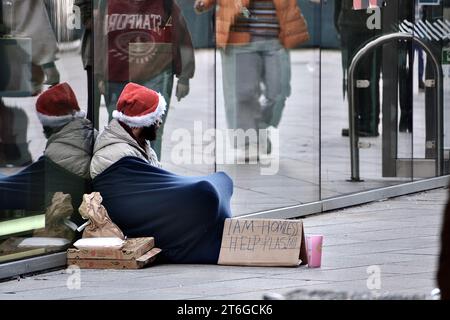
[{"left": 306, "top": 235, "right": 323, "bottom": 268}]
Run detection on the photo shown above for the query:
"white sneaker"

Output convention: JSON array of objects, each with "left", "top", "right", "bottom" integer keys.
[
  {"left": 258, "top": 135, "right": 272, "bottom": 155},
  {"left": 234, "top": 144, "right": 258, "bottom": 164},
  {"left": 43, "top": 66, "right": 60, "bottom": 86},
  {"left": 258, "top": 127, "right": 273, "bottom": 155}
]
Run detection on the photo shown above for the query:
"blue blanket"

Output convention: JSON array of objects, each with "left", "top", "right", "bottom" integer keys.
[
  {"left": 0, "top": 158, "right": 45, "bottom": 211},
  {"left": 0, "top": 157, "right": 91, "bottom": 225},
  {"left": 93, "top": 157, "right": 233, "bottom": 264}
]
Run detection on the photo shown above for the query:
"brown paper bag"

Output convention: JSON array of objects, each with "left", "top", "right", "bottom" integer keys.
[
  {"left": 33, "top": 192, "right": 76, "bottom": 241},
  {"left": 78, "top": 192, "right": 125, "bottom": 240}
]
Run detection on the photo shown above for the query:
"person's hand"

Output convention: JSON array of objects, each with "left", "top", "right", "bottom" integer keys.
[
  {"left": 176, "top": 80, "right": 190, "bottom": 102},
  {"left": 194, "top": 0, "right": 206, "bottom": 13}
]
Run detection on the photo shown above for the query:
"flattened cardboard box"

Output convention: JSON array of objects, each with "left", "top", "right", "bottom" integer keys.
[
  {"left": 218, "top": 219, "right": 308, "bottom": 267},
  {"left": 67, "top": 248, "right": 162, "bottom": 270},
  {"left": 67, "top": 237, "right": 154, "bottom": 260}
]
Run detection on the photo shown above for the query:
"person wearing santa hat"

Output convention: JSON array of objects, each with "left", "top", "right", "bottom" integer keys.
[
  {"left": 94, "top": 0, "right": 195, "bottom": 160},
  {"left": 90, "top": 83, "right": 165, "bottom": 179},
  {"left": 36, "top": 82, "right": 96, "bottom": 179}
]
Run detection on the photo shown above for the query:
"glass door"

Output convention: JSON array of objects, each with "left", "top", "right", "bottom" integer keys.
[
  {"left": 320, "top": 0, "right": 447, "bottom": 199},
  {"left": 215, "top": 0, "right": 321, "bottom": 216},
  {"left": 1, "top": 0, "right": 90, "bottom": 263}
]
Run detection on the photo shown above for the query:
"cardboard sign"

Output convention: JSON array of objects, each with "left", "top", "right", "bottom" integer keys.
[
  {"left": 67, "top": 237, "right": 154, "bottom": 261},
  {"left": 218, "top": 219, "right": 308, "bottom": 267}
]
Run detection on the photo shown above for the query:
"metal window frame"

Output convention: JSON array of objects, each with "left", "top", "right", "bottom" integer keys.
[
  {"left": 242, "top": 175, "right": 449, "bottom": 219},
  {"left": 348, "top": 32, "right": 444, "bottom": 181},
  {"left": 0, "top": 252, "right": 66, "bottom": 281}
]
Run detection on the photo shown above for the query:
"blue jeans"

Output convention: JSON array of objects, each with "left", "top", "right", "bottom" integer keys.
[{"left": 220, "top": 38, "right": 291, "bottom": 131}]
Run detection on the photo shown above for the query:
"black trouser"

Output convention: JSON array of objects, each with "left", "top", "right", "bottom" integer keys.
[
  {"left": 0, "top": 37, "right": 10, "bottom": 91},
  {"left": 341, "top": 28, "right": 382, "bottom": 135},
  {"left": 398, "top": 41, "right": 413, "bottom": 131},
  {"left": 86, "top": 65, "right": 101, "bottom": 130}
]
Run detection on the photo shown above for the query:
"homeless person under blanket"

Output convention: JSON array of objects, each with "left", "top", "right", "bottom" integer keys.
[{"left": 93, "top": 156, "right": 233, "bottom": 264}]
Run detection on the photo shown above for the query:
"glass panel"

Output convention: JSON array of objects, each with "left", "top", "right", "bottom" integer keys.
[
  {"left": 320, "top": 0, "right": 419, "bottom": 199},
  {"left": 93, "top": 0, "right": 215, "bottom": 175},
  {"left": 214, "top": 0, "right": 321, "bottom": 216},
  {"left": 444, "top": 2, "right": 450, "bottom": 172},
  {"left": 1, "top": 0, "right": 91, "bottom": 263},
  {"left": 161, "top": 0, "right": 216, "bottom": 176},
  {"left": 417, "top": 1, "right": 450, "bottom": 178}
]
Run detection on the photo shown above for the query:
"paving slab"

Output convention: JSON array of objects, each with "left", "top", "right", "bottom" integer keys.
[{"left": 1, "top": 187, "right": 446, "bottom": 300}]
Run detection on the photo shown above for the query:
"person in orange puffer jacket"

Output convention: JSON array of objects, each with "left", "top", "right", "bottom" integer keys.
[{"left": 195, "top": 0, "right": 309, "bottom": 160}]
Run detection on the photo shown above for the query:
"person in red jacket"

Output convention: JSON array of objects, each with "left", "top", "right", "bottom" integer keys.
[{"left": 95, "top": 0, "right": 195, "bottom": 159}]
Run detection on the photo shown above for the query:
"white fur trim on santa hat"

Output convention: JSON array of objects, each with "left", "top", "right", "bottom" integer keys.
[
  {"left": 37, "top": 110, "right": 86, "bottom": 128},
  {"left": 112, "top": 92, "right": 167, "bottom": 128}
]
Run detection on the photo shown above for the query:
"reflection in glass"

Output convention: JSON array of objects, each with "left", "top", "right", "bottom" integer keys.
[
  {"left": 199, "top": 0, "right": 320, "bottom": 215},
  {"left": 1, "top": 0, "right": 91, "bottom": 263},
  {"left": 93, "top": 0, "right": 195, "bottom": 159}
]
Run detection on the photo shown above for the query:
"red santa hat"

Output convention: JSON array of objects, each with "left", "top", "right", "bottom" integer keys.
[
  {"left": 36, "top": 82, "right": 86, "bottom": 128},
  {"left": 112, "top": 83, "right": 166, "bottom": 128}
]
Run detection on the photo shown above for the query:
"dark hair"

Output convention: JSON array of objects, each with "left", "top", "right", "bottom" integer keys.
[{"left": 142, "top": 124, "right": 158, "bottom": 142}]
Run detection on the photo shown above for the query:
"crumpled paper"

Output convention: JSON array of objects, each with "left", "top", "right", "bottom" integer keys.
[{"left": 78, "top": 192, "right": 125, "bottom": 240}]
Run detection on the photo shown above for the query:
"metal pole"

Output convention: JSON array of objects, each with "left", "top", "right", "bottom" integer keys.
[
  {"left": 415, "top": 37, "right": 444, "bottom": 177},
  {"left": 348, "top": 32, "right": 443, "bottom": 181}
]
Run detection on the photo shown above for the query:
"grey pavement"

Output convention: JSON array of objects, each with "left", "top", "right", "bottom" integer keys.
[{"left": 0, "top": 187, "right": 446, "bottom": 300}]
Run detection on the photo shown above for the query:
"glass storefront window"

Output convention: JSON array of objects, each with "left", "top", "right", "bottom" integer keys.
[
  {"left": 214, "top": 0, "right": 321, "bottom": 215},
  {"left": 321, "top": 0, "right": 450, "bottom": 199},
  {"left": 1, "top": 0, "right": 91, "bottom": 263}
]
